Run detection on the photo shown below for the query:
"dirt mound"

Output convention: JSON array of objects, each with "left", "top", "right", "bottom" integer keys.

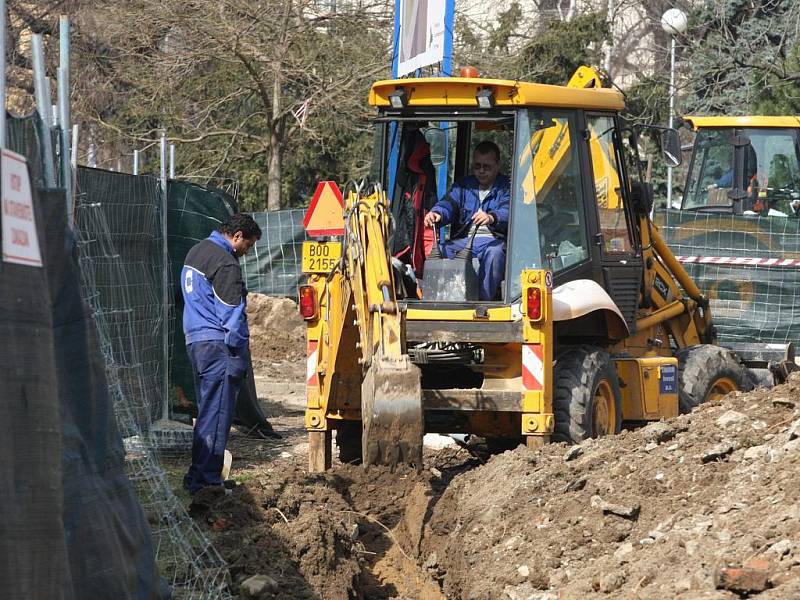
[
  {"left": 421, "top": 376, "right": 800, "bottom": 598},
  {"left": 192, "top": 368, "right": 800, "bottom": 598},
  {"left": 247, "top": 293, "right": 305, "bottom": 381}
]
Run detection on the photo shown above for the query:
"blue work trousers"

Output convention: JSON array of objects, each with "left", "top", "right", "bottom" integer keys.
[
  {"left": 442, "top": 236, "right": 506, "bottom": 301},
  {"left": 184, "top": 340, "right": 248, "bottom": 493}
]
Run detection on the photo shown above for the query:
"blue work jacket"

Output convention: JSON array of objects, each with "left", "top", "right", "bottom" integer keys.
[
  {"left": 430, "top": 174, "right": 511, "bottom": 239},
  {"left": 181, "top": 230, "right": 249, "bottom": 350}
]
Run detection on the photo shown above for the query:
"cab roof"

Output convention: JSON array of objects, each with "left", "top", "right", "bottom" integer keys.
[
  {"left": 684, "top": 115, "right": 800, "bottom": 130},
  {"left": 369, "top": 77, "right": 625, "bottom": 111}
]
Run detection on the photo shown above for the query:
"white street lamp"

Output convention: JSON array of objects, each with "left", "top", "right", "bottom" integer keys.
[{"left": 661, "top": 8, "right": 688, "bottom": 208}]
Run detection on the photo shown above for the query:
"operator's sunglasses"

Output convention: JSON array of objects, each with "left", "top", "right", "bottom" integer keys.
[{"left": 473, "top": 162, "right": 496, "bottom": 171}]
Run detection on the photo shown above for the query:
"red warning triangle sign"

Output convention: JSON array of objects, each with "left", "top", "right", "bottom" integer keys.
[{"left": 303, "top": 181, "right": 345, "bottom": 237}]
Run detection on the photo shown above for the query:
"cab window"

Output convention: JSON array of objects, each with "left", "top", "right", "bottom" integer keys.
[
  {"left": 587, "top": 115, "right": 634, "bottom": 254},
  {"left": 384, "top": 115, "right": 515, "bottom": 302},
  {"left": 741, "top": 128, "right": 800, "bottom": 215},
  {"left": 683, "top": 129, "right": 736, "bottom": 210},
  {"left": 508, "top": 109, "right": 589, "bottom": 300}
]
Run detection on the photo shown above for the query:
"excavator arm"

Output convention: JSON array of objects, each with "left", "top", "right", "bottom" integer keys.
[
  {"left": 637, "top": 212, "right": 715, "bottom": 348},
  {"left": 305, "top": 185, "right": 422, "bottom": 470}
]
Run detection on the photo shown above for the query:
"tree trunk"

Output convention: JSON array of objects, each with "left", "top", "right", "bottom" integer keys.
[
  {"left": 267, "top": 70, "right": 282, "bottom": 210},
  {"left": 267, "top": 140, "right": 282, "bottom": 211}
]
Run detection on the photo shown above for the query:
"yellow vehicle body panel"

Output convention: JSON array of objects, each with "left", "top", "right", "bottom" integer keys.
[
  {"left": 615, "top": 357, "right": 679, "bottom": 420},
  {"left": 369, "top": 77, "right": 625, "bottom": 111},
  {"left": 685, "top": 115, "right": 800, "bottom": 130}
]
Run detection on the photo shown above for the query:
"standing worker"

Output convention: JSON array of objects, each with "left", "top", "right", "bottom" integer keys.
[{"left": 181, "top": 213, "right": 261, "bottom": 494}]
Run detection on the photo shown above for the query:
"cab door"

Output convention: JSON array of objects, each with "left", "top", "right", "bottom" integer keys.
[{"left": 584, "top": 113, "right": 643, "bottom": 332}]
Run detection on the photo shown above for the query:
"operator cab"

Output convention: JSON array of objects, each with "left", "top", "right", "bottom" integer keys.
[
  {"left": 369, "top": 79, "right": 644, "bottom": 329},
  {"left": 681, "top": 116, "right": 800, "bottom": 217}
]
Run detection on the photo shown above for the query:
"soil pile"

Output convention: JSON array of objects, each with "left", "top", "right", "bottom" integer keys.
[
  {"left": 247, "top": 293, "right": 305, "bottom": 381},
  {"left": 192, "top": 372, "right": 800, "bottom": 599},
  {"left": 422, "top": 375, "right": 800, "bottom": 599}
]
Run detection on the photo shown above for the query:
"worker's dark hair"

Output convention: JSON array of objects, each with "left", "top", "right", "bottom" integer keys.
[
  {"left": 220, "top": 213, "right": 262, "bottom": 240},
  {"left": 474, "top": 140, "right": 501, "bottom": 162}
]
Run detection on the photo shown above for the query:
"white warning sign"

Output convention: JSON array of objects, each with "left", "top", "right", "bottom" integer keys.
[{"left": 2, "top": 150, "right": 42, "bottom": 267}]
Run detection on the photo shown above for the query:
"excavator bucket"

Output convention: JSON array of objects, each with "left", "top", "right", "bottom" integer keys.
[{"left": 361, "top": 355, "right": 423, "bottom": 470}]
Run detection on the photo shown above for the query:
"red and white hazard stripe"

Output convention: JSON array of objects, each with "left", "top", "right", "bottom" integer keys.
[
  {"left": 522, "top": 344, "right": 544, "bottom": 391},
  {"left": 307, "top": 340, "right": 319, "bottom": 388},
  {"left": 676, "top": 255, "right": 800, "bottom": 268}
]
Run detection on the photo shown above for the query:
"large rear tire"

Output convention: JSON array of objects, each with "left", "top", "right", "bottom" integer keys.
[
  {"left": 553, "top": 346, "right": 622, "bottom": 444},
  {"left": 675, "top": 344, "right": 751, "bottom": 413},
  {"left": 335, "top": 420, "right": 363, "bottom": 465}
]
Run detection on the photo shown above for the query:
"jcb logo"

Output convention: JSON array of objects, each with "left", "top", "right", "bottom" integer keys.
[{"left": 184, "top": 270, "right": 193, "bottom": 293}]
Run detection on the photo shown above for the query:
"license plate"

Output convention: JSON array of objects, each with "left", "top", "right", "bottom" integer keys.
[{"left": 302, "top": 241, "right": 342, "bottom": 273}]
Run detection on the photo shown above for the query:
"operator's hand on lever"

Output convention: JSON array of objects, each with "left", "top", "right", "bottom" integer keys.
[
  {"left": 471, "top": 210, "right": 495, "bottom": 226},
  {"left": 424, "top": 210, "right": 442, "bottom": 227}
]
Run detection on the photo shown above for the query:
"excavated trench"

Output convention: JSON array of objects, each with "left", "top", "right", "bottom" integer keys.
[{"left": 189, "top": 427, "right": 474, "bottom": 599}]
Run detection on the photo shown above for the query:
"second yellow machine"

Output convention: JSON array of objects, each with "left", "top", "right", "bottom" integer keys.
[{"left": 299, "top": 67, "right": 760, "bottom": 471}]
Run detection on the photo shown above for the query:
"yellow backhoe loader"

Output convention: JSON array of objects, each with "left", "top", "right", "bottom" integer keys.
[{"left": 298, "top": 67, "right": 782, "bottom": 472}]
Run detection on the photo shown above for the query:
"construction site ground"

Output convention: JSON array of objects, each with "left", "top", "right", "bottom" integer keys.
[{"left": 163, "top": 295, "right": 800, "bottom": 599}]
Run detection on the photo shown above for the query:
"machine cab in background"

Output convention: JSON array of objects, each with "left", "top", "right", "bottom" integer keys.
[
  {"left": 681, "top": 116, "right": 800, "bottom": 216},
  {"left": 368, "top": 76, "right": 644, "bottom": 334}
]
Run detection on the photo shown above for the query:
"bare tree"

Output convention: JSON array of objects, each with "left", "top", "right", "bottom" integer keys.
[{"left": 69, "top": 0, "right": 392, "bottom": 209}]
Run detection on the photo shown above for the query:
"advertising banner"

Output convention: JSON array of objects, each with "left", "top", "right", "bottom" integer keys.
[{"left": 396, "top": 0, "right": 450, "bottom": 77}]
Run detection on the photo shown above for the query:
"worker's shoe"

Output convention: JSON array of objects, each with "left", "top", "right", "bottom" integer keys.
[{"left": 258, "top": 420, "right": 282, "bottom": 439}]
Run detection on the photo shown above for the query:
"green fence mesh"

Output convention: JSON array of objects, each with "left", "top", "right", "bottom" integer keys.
[
  {"left": 7, "top": 113, "right": 47, "bottom": 188},
  {"left": 167, "top": 180, "right": 236, "bottom": 408},
  {"left": 76, "top": 167, "right": 167, "bottom": 431},
  {"left": 657, "top": 208, "right": 800, "bottom": 345},
  {"left": 240, "top": 209, "right": 308, "bottom": 297}
]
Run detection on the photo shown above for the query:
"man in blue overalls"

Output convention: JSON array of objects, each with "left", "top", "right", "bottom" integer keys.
[
  {"left": 181, "top": 213, "right": 261, "bottom": 494},
  {"left": 424, "top": 141, "right": 510, "bottom": 300}
]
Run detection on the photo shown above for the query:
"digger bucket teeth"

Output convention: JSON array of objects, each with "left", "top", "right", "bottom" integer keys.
[{"left": 361, "top": 356, "right": 423, "bottom": 471}]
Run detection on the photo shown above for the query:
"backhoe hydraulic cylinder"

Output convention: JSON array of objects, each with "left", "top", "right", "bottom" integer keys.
[{"left": 651, "top": 227, "right": 704, "bottom": 303}]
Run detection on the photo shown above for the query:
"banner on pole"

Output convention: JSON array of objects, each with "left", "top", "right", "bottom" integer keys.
[{"left": 396, "top": 0, "right": 448, "bottom": 77}]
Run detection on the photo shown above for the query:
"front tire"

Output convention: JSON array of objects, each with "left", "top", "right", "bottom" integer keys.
[
  {"left": 675, "top": 344, "right": 751, "bottom": 413},
  {"left": 553, "top": 346, "right": 622, "bottom": 444}
]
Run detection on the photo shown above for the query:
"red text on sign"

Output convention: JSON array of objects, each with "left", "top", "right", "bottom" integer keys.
[
  {"left": 11, "top": 228, "right": 29, "bottom": 246},
  {"left": 3, "top": 198, "right": 33, "bottom": 221}
]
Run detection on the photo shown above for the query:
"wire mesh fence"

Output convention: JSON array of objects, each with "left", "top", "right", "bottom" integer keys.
[
  {"left": 656, "top": 209, "right": 800, "bottom": 345},
  {"left": 76, "top": 167, "right": 167, "bottom": 432},
  {"left": 74, "top": 172, "right": 232, "bottom": 599},
  {"left": 241, "top": 209, "right": 308, "bottom": 297}
]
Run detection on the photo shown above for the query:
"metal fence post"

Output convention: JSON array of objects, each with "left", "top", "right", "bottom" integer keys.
[
  {"left": 0, "top": 0, "right": 6, "bottom": 149},
  {"left": 59, "top": 17, "right": 72, "bottom": 224},
  {"left": 160, "top": 132, "right": 170, "bottom": 422},
  {"left": 71, "top": 124, "right": 78, "bottom": 169},
  {"left": 31, "top": 34, "right": 56, "bottom": 187}
]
